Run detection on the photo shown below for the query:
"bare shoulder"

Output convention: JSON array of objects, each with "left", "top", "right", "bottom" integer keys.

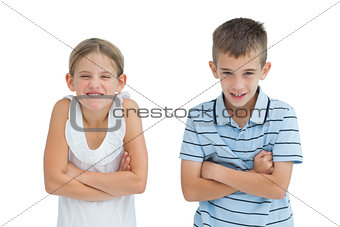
[
  {"left": 51, "top": 98, "right": 71, "bottom": 121},
  {"left": 121, "top": 98, "right": 143, "bottom": 135},
  {"left": 54, "top": 98, "right": 70, "bottom": 111},
  {"left": 121, "top": 98, "right": 139, "bottom": 110}
]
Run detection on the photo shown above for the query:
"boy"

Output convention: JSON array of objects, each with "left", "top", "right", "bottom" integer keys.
[{"left": 180, "top": 18, "right": 302, "bottom": 226}]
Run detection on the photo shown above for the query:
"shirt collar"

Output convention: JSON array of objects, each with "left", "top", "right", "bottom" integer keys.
[{"left": 213, "top": 86, "right": 270, "bottom": 126}]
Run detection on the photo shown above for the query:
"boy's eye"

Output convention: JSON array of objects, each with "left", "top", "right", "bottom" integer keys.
[
  {"left": 245, "top": 72, "right": 254, "bottom": 76},
  {"left": 80, "top": 75, "right": 89, "bottom": 78},
  {"left": 222, "top": 72, "right": 232, "bottom": 76},
  {"left": 102, "top": 75, "right": 111, "bottom": 79}
]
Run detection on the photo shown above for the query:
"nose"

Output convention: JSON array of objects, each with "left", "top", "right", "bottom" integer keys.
[
  {"left": 89, "top": 76, "right": 101, "bottom": 88},
  {"left": 231, "top": 75, "right": 245, "bottom": 90}
]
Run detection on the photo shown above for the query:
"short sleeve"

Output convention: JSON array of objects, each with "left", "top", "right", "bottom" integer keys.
[
  {"left": 272, "top": 106, "right": 303, "bottom": 164},
  {"left": 179, "top": 116, "right": 205, "bottom": 162}
]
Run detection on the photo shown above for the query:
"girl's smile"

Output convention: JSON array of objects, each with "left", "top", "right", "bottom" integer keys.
[{"left": 67, "top": 52, "right": 125, "bottom": 111}]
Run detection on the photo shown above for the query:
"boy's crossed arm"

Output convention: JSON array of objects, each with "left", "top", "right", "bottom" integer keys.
[
  {"left": 181, "top": 150, "right": 275, "bottom": 202},
  {"left": 181, "top": 160, "right": 238, "bottom": 202},
  {"left": 201, "top": 151, "right": 293, "bottom": 200}
]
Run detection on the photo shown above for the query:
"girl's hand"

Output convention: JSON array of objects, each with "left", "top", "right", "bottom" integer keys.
[
  {"left": 66, "top": 162, "right": 83, "bottom": 178},
  {"left": 253, "top": 150, "right": 274, "bottom": 174},
  {"left": 119, "top": 151, "right": 131, "bottom": 171}
]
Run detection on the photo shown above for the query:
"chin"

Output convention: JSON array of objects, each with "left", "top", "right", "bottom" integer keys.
[
  {"left": 81, "top": 100, "right": 108, "bottom": 109},
  {"left": 233, "top": 103, "right": 247, "bottom": 109},
  {"left": 231, "top": 99, "right": 250, "bottom": 108}
]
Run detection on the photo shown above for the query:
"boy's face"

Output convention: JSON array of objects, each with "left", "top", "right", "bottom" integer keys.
[{"left": 209, "top": 51, "right": 271, "bottom": 110}]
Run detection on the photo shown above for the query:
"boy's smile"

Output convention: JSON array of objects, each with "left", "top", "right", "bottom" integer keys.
[{"left": 209, "top": 51, "right": 271, "bottom": 113}]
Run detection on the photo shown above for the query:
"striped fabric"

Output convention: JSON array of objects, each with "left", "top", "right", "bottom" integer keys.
[{"left": 180, "top": 86, "right": 302, "bottom": 227}]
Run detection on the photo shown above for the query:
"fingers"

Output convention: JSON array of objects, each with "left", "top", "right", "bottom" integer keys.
[
  {"left": 263, "top": 154, "right": 273, "bottom": 166},
  {"left": 123, "top": 156, "right": 131, "bottom": 171},
  {"left": 268, "top": 167, "right": 274, "bottom": 174},
  {"left": 119, "top": 151, "right": 132, "bottom": 171},
  {"left": 255, "top": 150, "right": 267, "bottom": 159},
  {"left": 253, "top": 150, "right": 274, "bottom": 174},
  {"left": 255, "top": 150, "right": 272, "bottom": 159},
  {"left": 263, "top": 154, "right": 274, "bottom": 173},
  {"left": 119, "top": 152, "right": 129, "bottom": 170},
  {"left": 263, "top": 153, "right": 273, "bottom": 162}
]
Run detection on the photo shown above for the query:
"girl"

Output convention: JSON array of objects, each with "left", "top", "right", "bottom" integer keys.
[{"left": 43, "top": 38, "right": 148, "bottom": 227}]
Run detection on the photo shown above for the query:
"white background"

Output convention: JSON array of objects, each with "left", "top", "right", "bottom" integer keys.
[{"left": 1, "top": 0, "right": 340, "bottom": 226}]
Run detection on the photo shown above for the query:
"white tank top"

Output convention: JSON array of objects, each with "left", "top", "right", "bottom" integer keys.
[{"left": 57, "top": 91, "right": 136, "bottom": 227}]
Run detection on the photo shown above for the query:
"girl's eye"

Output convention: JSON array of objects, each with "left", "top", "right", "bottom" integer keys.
[
  {"left": 102, "top": 75, "right": 111, "bottom": 79},
  {"left": 80, "top": 75, "right": 89, "bottom": 78},
  {"left": 245, "top": 72, "right": 254, "bottom": 76}
]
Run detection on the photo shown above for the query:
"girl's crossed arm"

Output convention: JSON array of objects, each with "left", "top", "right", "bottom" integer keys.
[
  {"left": 65, "top": 98, "right": 148, "bottom": 196},
  {"left": 44, "top": 99, "right": 116, "bottom": 201}
]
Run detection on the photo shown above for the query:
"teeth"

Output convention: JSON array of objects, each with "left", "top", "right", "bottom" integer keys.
[
  {"left": 233, "top": 93, "right": 244, "bottom": 97},
  {"left": 87, "top": 93, "right": 103, "bottom": 96}
]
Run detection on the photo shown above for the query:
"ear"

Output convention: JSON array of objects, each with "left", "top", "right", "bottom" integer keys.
[
  {"left": 260, "top": 62, "right": 271, "bottom": 80},
  {"left": 116, "top": 74, "right": 127, "bottom": 93},
  {"left": 209, "top": 61, "right": 219, "bottom": 79},
  {"left": 65, "top": 73, "right": 76, "bottom": 92}
]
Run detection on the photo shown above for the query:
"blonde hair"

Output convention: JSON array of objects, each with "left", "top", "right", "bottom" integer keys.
[{"left": 69, "top": 38, "right": 124, "bottom": 77}]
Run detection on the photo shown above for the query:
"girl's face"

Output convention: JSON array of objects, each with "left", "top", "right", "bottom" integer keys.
[{"left": 66, "top": 52, "right": 126, "bottom": 111}]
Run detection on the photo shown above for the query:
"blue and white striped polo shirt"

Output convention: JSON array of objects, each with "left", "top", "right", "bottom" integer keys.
[{"left": 180, "top": 86, "right": 303, "bottom": 227}]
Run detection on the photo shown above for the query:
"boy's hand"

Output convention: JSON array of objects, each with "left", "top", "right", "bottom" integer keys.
[
  {"left": 253, "top": 150, "right": 273, "bottom": 174},
  {"left": 201, "top": 161, "right": 216, "bottom": 180},
  {"left": 119, "top": 151, "right": 131, "bottom": 171}
]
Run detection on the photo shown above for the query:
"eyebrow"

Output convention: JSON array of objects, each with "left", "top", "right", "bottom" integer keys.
[
  {"left": 220, "top": 68, "right": 257, "bottom": 72},
  {"left": 78, "top": 70, "right": 114, "bottom": 74}
]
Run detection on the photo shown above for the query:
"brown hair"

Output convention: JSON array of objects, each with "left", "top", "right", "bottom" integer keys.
[
  {"left": 69, "top": 38, "right": 124, "bottom": 77},
  {"left": 212, "top": 18, "right": 267, "bottom": 67}
]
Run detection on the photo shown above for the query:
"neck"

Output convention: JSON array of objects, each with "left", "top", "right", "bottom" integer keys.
[{"left": 81, "top": 104, "right": 111, "bottom": 128}]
